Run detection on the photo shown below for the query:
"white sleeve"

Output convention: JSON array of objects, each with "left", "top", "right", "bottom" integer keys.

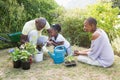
[
  {"left": 56, "top": 34, "right": 65, "bottom": 42},
  {"left": 88, "top": 36, "right": 105, "bottom": 60}
]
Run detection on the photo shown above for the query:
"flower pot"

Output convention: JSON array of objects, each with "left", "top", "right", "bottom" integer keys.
[
  {"left": 34, "top": 51, "right": 43, "bottom": 62},
  {"left": 64, "top": 61, "right": 76, "bottom": 67},
  {"left": 13, "top": 60, "right": 21, "bottom": 68},
  {"left": 21, "top": 61, "right": 30, "bottom": 70}
]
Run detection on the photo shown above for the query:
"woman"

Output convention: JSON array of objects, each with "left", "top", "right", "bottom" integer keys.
[{"left": 74, "top": 17, "right": 114, "bottom": 67}]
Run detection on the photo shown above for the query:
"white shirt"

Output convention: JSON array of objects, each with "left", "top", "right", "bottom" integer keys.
[
  {"left": 22, "top": 19, "right": 50, "bottom": 36},
  {"left": 51, "top": 34, "right": 70, "bottom": 48},
  {"left": 88, "top": 29, "right": 114, "bottom": 67}
]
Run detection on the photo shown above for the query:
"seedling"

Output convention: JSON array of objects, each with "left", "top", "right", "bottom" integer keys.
[{"left": 64, "top": 55, "right": 76, "bottom": 67}]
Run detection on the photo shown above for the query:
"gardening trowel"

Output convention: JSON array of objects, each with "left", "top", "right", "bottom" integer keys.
[{"left": 42, "top": 41, "right": 49, "bottom": 53}]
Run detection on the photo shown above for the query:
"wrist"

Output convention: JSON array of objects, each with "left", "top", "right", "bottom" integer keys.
[{"left": 78, "top": 51, "right": 81, "bottom": 55}]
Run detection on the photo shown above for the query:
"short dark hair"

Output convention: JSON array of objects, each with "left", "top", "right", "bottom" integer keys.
[
  {"left": 86, "top": 17, "right": 97, "bottom": 26},
  {"left": 51, "top": 24, "right": 61, "bottom": 32}
]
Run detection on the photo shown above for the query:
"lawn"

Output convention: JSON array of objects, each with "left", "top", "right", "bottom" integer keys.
[{"left": 0, "top": 46, "right": 120, "bottom": 80}]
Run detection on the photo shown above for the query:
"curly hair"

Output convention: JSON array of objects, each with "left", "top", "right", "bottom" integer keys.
[
  {"left": 86, "top": 17, "right": 97, "bottom": 27},
  {"left": 51, "top": 24, "right": 61, "bottom": 33}
]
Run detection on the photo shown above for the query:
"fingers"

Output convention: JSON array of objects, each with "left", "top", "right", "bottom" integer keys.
[
  {"left": 74, "top": 50, "right": 78, "bottom": 53},
  {"left": 47, "top": 41, "right": 54, "bottom": 46},
  {"left": 74, "top": 50, "right": 80, "bottom": 56}
]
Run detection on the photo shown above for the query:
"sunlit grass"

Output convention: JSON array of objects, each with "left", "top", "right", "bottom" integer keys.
[{"left": 0, "top": 46, "right": 120, "bottom": 80}]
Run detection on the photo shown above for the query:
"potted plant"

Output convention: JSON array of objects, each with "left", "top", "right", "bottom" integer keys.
[
  {"left": 10, "top": 48, "right": 21, "bottom": 68},
  {"left": 20, "top": 42, "right": 37, "bottom": 63},
  {"left": 64, "top": 55, "right": 76, "bottom": 67},
  {"left": 24, "top": 42, "right": 37, "bottom": 55},
  {"left": 20, "top": 50, "right": 32, "bottom": 70}
]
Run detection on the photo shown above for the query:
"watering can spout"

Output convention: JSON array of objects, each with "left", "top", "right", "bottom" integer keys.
[{"left": 48, "top": 51, "right": 54, "bottom": 59}]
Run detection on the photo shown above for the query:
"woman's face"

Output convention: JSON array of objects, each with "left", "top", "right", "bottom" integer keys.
[{"left": 83, "top": 20, "right": 93, "bottom": 32}]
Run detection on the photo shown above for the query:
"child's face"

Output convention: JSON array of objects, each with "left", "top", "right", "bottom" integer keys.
[{"left": 48, "top": 28, "right": 57, "bottom": 37}]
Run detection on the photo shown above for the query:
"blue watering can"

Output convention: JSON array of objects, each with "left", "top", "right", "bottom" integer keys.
[{"left": 48, "top": 46, "right": 66, "bottom": 64}]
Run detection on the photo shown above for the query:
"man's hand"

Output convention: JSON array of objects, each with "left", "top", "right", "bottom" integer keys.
[{"left": 20, "top": 34, "right": 28, "bottom": 44}]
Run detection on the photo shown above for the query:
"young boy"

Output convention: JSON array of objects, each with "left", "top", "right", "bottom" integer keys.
[{"left": 47, "top": 24, "right": 72, "bottom": 56}]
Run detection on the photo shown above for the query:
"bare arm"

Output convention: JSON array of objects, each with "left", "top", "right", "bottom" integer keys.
[
  {"left": 74, "top": 49, "right": 91, "bottom": 56},
  {"left": 81, "top": 49, "right": 91, "bottom": 52},
  {"left": 47, "top": 39, "right": 64, "bottom": 47},
  {"left": 52, "top": 41, "right": 64, "bottom": 46},
  {"left": 74, "top": 31, "right": 100, "bottom": 56}
]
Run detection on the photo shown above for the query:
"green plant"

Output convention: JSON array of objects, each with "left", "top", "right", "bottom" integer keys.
[
  {"left": 86, "top": 3, "right": 120, "bottom": 41},
  {"left": 0, "top": 0, "right": 59, "bottom": 33},
  {"left": 0, "top": 0, "right": 59, "bottom": 49},
  {"left": 54, "top": 2, "right": 120, "bottom": 47},
  {"left": 10, "top": 42, "right": 38, "bottom": 62},
  {"left": 54, "top": 9, "right": 91, "bottom": 47},
  {"left": 20, "top": 50, "right": 31, "bottom": 62},
  {"left": 112, "top": 0, "right": 120, "bottom": 9},
  {"left": 65, "top": 55, "right": 75, "bottom": 62},
  {"left": 20, "top": 42, "right": 37, "bottom": 55},
  {"left": 10, "top": 48, "right": 21, "bottom": 61},
  {"left": 111, "top": 35, "right": 120, "bottom": 56},
  {"left": 24, "top": 42, "right": 37, "bottom": 55}
]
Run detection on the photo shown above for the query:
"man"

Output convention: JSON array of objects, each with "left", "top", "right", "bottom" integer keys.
[
  {"left": 21, "top": 17, "right": 50, "bottom": 49},
  {"left": 74, "top": 17, "right": 114, "bottom": 67}
]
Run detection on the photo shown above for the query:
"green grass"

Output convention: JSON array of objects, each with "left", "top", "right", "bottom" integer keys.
[{"left": 0, "top": 46, "right": 120, "bottom": 80}]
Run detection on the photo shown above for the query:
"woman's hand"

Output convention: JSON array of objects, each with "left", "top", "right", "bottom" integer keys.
[
  {"left": 74, "top": 50, "right": 81, "bottom": 56},
  {"left": 74, "top": 50, "right": 89, "bottom": 56}
]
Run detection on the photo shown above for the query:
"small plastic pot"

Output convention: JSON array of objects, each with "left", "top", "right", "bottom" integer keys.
[
  {"left": 13, "top": 60, "right": 21, "bottom": 68},
  {"left": 34, "top": 51, "right": 43, "bottom": 62},
  {"left": 21, "top": 61, "right": 30, "bottom": 70},
  {"left": 64, "top": 61, "right": 76, "bottom": 67}
]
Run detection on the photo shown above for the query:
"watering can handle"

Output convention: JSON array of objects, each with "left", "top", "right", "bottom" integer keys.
[{"left": 54, "top": 45, "right": 65, "bottom": 50}]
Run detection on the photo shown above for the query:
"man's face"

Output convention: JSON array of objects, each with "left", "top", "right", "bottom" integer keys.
[
  {"left": 83, "top": 20, "right": 92, "bottom": 32},
  {"left": 35, "top": 18, "right": 46, "bottom": 31},
  {"left": 36, "top": 22, "right": 45, "bottom": 31}
]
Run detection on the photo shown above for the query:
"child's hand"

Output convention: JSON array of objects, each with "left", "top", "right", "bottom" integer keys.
[{"left": 47, "top": 41, "right": 53, "bottom": 46}]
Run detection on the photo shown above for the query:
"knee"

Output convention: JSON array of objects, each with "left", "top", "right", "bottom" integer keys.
[
  {"left": 37, "top": 36, "right": 48, "bottom": 45},
  {"left": 28, "top": 30, "right": 38, "bottom": 44},
  {"left": 77, "top": 55, "right": 88, "bottom": 63}
]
